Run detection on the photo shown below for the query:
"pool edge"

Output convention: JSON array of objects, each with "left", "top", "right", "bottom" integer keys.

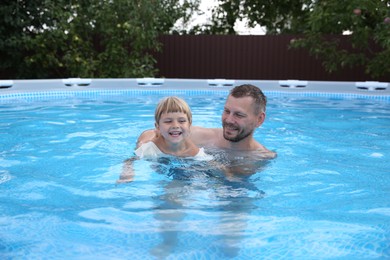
[{"left": 1, "top": 78, "right": 389, "bottom": 99}]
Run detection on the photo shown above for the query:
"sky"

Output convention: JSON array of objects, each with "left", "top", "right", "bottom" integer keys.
[{"left": 187, "top": 0, "right": 266, "bottom": 35}]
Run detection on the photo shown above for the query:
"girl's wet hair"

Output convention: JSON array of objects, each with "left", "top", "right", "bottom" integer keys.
[
  {"left": 230, "top": 84, "right": 267, "bottom": 113},
  {"left": 155, "top": 96, "right": 192, "bottom": 124}
]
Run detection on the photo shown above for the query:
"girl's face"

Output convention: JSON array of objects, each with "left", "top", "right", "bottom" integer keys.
[{"left": 156, "top": 112, "right": 191, "bottom": 144}]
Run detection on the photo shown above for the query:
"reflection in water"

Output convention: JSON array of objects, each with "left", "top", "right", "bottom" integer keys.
[
  {"left": 211, "top": 175, "right": 265, "bottom": 257},
  {"left": 147, "top": 154, "right": 270, "bottom": 258},
  {"left": 151, "top": 179, "right": 187, "bottom": 258}
]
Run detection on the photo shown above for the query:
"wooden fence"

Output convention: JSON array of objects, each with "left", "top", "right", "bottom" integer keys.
[{"left": 154, "top": 35, "right": 389, "bottom": 82}]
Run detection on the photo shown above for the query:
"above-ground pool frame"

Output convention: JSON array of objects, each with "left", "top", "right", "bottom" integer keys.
[{"left": 1, "top": 78, "right": 389, "bottom": 100}]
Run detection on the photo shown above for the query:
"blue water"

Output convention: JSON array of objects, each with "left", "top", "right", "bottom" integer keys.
[{"left": 0, "top": 91, "right": 389, "bottom": 259}]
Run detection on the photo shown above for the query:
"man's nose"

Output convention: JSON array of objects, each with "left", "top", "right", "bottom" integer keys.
[{"left": 224, "top": 114, "right": 235, "bottom": 123}]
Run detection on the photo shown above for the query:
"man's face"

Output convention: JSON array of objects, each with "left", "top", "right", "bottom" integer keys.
[{"left": 221, "top": 95, "right": 263, "bottom": 142}]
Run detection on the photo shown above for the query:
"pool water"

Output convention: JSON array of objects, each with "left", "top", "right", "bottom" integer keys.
[{"left": 0, "top": 91, "right": 389, "bottom": 259}]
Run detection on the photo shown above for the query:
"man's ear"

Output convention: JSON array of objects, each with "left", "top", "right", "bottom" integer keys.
[{"left": 256, "top": 112, "right": 266, "bottom": 127}]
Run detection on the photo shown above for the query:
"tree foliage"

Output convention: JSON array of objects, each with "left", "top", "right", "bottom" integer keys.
[
  {"left": 200, "top": 0, "right": 390, "bottom": 79},
  {"left": 291, "top": 0, "right": 390, "bottom": 79},
  {"left": 0, "top": 0, "right": 200, "bottom": 79}
]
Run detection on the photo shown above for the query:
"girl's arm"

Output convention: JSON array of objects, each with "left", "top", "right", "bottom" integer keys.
[{"left": 117, "top": 157, "right": 137, "bottom": 183}]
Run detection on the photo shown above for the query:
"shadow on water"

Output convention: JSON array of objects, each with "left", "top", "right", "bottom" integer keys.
[{"left": 147, "top": 152, "right": 271, "bottom": 258}]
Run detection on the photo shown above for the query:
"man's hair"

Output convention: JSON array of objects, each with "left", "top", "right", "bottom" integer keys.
[
  {"left": 230, "top": 84, "right": 267, "bottom": 113},
  {"left": 155, "top": 96, "right": 192, "bottom": 124}
]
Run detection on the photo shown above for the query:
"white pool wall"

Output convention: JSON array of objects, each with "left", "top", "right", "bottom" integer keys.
[{"left": 0, "top": 78, "right": 389, "bottom": 96}]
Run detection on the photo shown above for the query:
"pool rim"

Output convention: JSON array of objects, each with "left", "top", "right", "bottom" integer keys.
[{"left": 1, "top": 78, "right": 389, "bottom": 100}]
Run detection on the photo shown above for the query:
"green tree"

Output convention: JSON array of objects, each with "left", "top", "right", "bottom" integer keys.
[
  {"left": 0, "top": 0, "right": 60, "bottom": 78},
  {"left": 197, "top": 0, "right": 389, "bottom": 79},
  {"left": 291, "top": 0, "right": 390, "bottom": 79},
  {"left": 0, "top": 0, "right": 200, "bottom": 79},
  {"left": 201, "top": 0, "right": 312, "bottom": 34}
]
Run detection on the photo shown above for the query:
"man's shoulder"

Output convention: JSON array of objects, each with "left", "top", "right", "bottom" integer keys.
[
  {"left": 191, "top": 126, "right": 220, "bottom": 135},
  {"left": 190, "top": 126, "right": 221, "bottom": 146},
  {"left": 256, "top": 149, "right": 277, "bottom": 160},
  {"left": 255, "top": 143, "right": 277, "bottom": 159},
  {"left": 136, "top": 129, "right": 156, "bottom": 148}
]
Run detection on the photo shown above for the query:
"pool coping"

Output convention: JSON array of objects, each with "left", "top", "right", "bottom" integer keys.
[{"left": 1, "top": 78, "right": 389, "bottom": 99}]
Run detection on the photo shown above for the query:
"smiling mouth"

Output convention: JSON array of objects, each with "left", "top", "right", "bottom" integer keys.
[
  {"left": 225, "top": 126, "right": 237, "bottom": 131},
  {"left": 224, "top": 123, "right": 238, "bottom": 132},
  {"left": 169, "top": 131, "right": 182, "bottom": 137}
]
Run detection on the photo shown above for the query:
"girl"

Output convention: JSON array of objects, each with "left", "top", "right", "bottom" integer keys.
[{"left": 118, "top": 96, "right": 210, "bottom": 183}]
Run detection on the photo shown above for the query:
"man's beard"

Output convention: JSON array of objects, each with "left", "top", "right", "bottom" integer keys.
[{"left": 223, "top": 123, "right": 253, "bottom": 142}]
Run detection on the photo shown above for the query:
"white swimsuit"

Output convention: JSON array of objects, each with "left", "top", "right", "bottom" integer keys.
[{"left": 135, "top": 141, "right": 212, "bottom": 161}]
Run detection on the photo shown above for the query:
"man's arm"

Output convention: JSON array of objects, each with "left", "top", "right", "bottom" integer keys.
[
  {"left": 117, "top": 129, "right": 157, "bottom": 184},
  {"left": 190, "top": 126, "right": 220, "bottom": 147},
  {"left": 136, "top": 129, "right": 157, "bottom": 148},
  {"left": 135, "top": 126, "right": 220, "bottom": 148}
]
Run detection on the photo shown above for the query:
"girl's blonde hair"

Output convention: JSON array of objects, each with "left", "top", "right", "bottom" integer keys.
[{"left": 155, "top": 96, "right": 192, "bottom": 124}]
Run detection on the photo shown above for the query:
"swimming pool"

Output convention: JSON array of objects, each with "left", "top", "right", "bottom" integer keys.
[{"left": 1, "top": 79, "right": 389, "bottom": 259}]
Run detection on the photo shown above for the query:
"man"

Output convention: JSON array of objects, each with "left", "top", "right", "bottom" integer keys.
[{"left": 138, "top": 84, "right": 276, "bottom": 160}]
